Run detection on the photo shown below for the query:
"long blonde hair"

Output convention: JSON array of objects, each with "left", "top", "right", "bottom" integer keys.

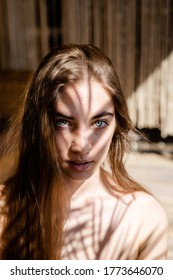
[{"left": 1, "top": 44, "right": 145, "bottom": 259}]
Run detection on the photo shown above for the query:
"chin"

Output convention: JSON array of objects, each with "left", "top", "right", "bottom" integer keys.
[
  {"left": 62, "top": 166, "right": 98, "bottom": 182},
  {"left": 68, "top": 171, "right": 95, "bottom": 181}
]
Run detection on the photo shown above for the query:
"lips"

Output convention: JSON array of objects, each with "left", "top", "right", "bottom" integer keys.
[{"left": 67, "top": 161, "right": 93, "bottom": 171}]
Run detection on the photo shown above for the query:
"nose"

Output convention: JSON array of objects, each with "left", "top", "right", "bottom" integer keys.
[{"left": 70, "top": 131, "right": 92, "bottom": 155}]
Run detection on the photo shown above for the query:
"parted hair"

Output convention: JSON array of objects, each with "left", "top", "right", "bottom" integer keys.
[{"left": 0, "top": 44, "right": 145, "bottom": 259}]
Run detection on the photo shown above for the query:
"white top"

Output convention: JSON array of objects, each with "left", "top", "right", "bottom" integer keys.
[{"left": 62, "top": 189, "right": 169, "bottom": 260}]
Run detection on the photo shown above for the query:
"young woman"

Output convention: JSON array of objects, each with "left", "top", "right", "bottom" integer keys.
[{"left": 0, "top": 44, "right": 168, "bottom": 259}]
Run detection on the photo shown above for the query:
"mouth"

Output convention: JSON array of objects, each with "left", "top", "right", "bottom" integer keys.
[{"left": 67, "top": 161, "right": 94, "bottom": 171}]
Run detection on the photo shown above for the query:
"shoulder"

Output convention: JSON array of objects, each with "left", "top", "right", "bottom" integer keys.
[
  {"left": 105, "top": 191, "right": 169, "bottom": 259},
  {"left": 105, "top": 190, "right": 169, "bottom": 242},
  {"left": 124, "top": 192, "right": 169, "bottom": 259},
  {"left": 128, "top": 191, "right": 168, "bottom": 223},
  {"left": 121, "top": 191, "right": 169, "bottom": 231},
  {"left": 96, "top": 191, "right": 168, "bottom": 260}
]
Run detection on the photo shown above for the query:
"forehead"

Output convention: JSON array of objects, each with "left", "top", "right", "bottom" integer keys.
[{"left": 56, "top": 79, "right": 115, "bottom": 117}]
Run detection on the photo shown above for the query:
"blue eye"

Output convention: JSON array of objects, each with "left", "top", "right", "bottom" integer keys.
[
  {"left": 55, "top": 119, "right": 70, "bottom": 127},
  {"left": 94, "top": 120, "right": 107, "bottom": 128}
]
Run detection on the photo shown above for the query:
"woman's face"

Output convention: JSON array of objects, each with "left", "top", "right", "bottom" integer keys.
[{"left": 54, "top": 79, "right": 116, "bottom": 181}]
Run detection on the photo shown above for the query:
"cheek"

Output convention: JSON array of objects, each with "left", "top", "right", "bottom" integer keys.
[
  {"left": 54, "top": 131, "right": 70, "bottom": 156},
  {"left": 92, "top": 128, "right": 115, "bottom": 158}
]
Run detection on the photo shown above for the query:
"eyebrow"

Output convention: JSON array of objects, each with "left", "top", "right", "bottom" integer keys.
[
  {"left": 55, "top": 111, "right": 114, "bottom": 120},
  {"left": 55, "top": 112, "right": 74, "bottom": 120},
  {"left": 92, "top": 112, "right": 114, "bottom": 119}
]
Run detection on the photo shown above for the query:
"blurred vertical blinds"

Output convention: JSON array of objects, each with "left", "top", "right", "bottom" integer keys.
[
  {"left": 0, "top": 0, "right": 48, "bottom": 70},
  {"left": 0, "top": 0, "right": 173, "bottom": 136}
]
